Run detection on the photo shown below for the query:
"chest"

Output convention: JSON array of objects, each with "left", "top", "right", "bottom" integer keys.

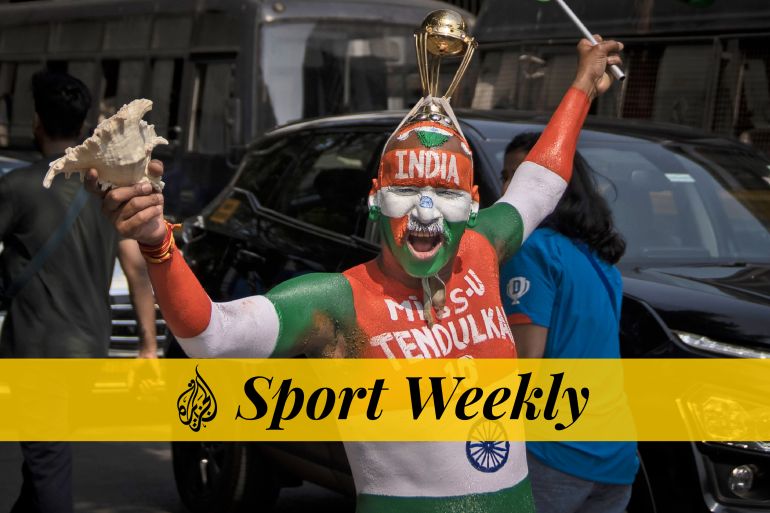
[{"left": 348, "top": 264, "right": 515, "bottom": 359}]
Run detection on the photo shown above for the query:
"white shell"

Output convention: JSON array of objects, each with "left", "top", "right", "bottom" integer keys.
[{"left": 42, "top": 99, "right": 168, "bottom": 191}]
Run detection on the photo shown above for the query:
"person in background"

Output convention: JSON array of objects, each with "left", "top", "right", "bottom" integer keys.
[
  {"left": 0, "top": 70, "right": 157, "bottom": 513},
  {"left": 499, "top": 132, "right": 639, "bottom": 513}
]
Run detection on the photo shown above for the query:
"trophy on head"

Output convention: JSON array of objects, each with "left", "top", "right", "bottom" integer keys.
[
  {"left": 414, "top": 9, "right": 477, "bottom": 101},
  {"left": 368, "top": 9, "right": 481, "bottom": 324}
]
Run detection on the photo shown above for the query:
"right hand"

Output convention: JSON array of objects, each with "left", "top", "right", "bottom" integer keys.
[
  {"left": 572, "top": 35, "right": 624, "bottom": 100},
  {"left": 86, "top": 160, "right": 167, "bottom": 246}
]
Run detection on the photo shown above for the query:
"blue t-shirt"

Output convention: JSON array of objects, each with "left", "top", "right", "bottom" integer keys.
[{"left": 500, "top": 227, "right": 639, "bottom": 485}]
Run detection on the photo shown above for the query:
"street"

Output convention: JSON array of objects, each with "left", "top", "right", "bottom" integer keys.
[{"left": 0, "top": 443, "right": 353, "bottom": 513}]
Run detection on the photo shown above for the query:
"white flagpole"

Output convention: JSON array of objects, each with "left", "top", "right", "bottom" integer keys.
[{"left": 551, "top": 0, "right": 626, "bottom": 81}]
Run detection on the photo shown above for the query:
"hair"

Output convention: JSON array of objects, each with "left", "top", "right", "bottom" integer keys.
[
  {"left": 505, "top": 131, "right": 626, "bottom": 264},
  {"left": 505, "top": 131, "right": 541, "bottom": 156},
  {"left": 31, "top": 70, "right": 91, "bottom": 139}
]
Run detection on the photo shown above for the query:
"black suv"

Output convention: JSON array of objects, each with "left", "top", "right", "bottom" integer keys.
[{"left": 172, "top": 111, "right": 770, "bottom": 513}]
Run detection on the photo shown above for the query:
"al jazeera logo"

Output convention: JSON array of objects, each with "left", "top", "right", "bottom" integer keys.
[{"left": 177, "top": 366, "right": 217, "bottom": 432}]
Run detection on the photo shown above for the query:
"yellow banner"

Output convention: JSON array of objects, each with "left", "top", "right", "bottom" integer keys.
[{"left": 0, "top": 359, "right": 767, "bottom": 441}]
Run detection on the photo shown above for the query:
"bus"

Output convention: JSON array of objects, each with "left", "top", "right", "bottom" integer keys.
[
  {"left": 0, "top": 0, "right": 468, "bottom": 217},
  {"left": 462, "top": 0, "right": 770, "bottom": 155}
]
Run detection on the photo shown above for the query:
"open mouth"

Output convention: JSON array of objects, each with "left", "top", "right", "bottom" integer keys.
[{"left": 406, "top": 230, "right": 444, "bottom": 259}]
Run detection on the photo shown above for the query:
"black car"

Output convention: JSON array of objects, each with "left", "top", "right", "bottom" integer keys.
[{"left": 172, "top": 111, "right": 770, "bottom": 513}]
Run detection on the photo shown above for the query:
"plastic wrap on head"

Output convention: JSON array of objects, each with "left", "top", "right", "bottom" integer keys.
[{"left": 370, "top": 96, "right": 478, "bottom": 203}]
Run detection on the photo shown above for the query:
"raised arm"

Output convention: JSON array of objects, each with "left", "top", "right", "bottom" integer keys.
[
  {"left": 91, "top": 165, "right": 355, "bottom": 358},
  {"left": 475, "top": 36, "right": 623, "bottom": 261}
]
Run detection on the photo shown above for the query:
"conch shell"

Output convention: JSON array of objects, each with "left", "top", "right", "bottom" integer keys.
[{"left": 42, "top": 99, "right": 168, "bottom": 191}]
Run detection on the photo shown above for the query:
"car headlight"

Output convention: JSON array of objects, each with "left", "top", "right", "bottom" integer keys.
[
  {"left": 674, "top": 331, "right": 770, "bottom": 359},
  {"left": 710, "top": 441, "right": 770, "bottom": 453}
]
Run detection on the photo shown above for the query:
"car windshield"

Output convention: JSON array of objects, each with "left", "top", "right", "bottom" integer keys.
[
  {"left": 261, "top": 21, "right": 421, "bottom": 126},
  {"left": 483, "top": 132, "right": 770, "bottom": 265},
  {"left": 583, "top": 140, "right": 770, "bottom": 265},
  {"left": 0, "top": 155, "right": 30, "bottom": 175}
]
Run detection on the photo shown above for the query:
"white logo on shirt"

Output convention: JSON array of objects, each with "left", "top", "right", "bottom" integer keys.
[{"left": 506, "top": 277, "right": 530, "bottom": 305}]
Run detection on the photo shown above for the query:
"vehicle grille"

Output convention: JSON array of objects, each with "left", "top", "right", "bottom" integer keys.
[{"left": 109, "top": 292, "right": 167, "bottom": 357}]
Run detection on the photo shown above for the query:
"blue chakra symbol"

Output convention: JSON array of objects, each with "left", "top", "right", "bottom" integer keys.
[
  {"left": 419, "top": 196, "right": 434, "bottom": 208},
  {"left": 466, "top": 420, "right": 510, "bottom": 473}
]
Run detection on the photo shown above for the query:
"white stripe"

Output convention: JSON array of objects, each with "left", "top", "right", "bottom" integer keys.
[
  {"left": 496, "top": 161, "right": 567, "bottom": 242},
  {"left": 178, "top": 296, "right": 279, "bottom": 358},
  {"left": 344, "top": 441, "right": 527, "bottom": 497},
  {"left": 377, "top": 187, "right": 472, "bottom": 223}
]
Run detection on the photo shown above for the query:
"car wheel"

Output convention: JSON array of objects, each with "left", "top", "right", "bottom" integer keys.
[{"left": 172, "top": 441, "right": 279, "bottom": 513}]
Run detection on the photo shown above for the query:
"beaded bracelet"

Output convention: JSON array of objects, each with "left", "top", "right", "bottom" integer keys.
[{"left": 138, "top": 220, "right": 181, "bottom": 264}]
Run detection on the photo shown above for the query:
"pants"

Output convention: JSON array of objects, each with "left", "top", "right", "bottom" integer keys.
[
  {"left": 527, "top": 451, "right": 632, "bottom": 513},
  {"left": 10, "top": 442, "right": 73, "bottom": 513}
]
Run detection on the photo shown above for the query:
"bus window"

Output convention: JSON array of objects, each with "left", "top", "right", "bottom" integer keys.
[
  {"left": 9, "top": 63, "right": 39, "bottom": 144},
  {"left": 152, "top": 16, "right": 193, "bottom": 50},
  {"left": 194, "top": 12, "right": 240, "bottom": 49},
  {"left": 469, "top": 47, "right": 580, "bottom": 111},
  {"left": 100, "top": 59, "right": 145, "bottom": 123},
  {"left": 104, "top": 16, "right": 152, "bottom": 50},
  {"left": 260, "top": 21, "right": 419, "bottom": 126},
  {"left": 653, "top": 45, "right": 715, "bottom": 128},
  {"left": 49, "top": 21, "right": 103, "bottom": 53},
  {"left": 149, "top": 58, "right": 184, "bottom": 144},
  {"left": 189, "top": 61, "right": 235, "bottom": 154},
  {"left": 0, "top": 62, "right": 14, "bottom": 147},
  {"left": 0, "top": 24, "right": 47, "bottom": 55}
]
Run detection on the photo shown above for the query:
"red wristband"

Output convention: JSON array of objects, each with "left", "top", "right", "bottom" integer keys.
[{"left": 138, "top": 221, "right": 180, "bottom": 264}]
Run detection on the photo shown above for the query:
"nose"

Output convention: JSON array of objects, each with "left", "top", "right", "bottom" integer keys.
[{"left": 414, "top": 194, "right": 440, "bottom": 224}]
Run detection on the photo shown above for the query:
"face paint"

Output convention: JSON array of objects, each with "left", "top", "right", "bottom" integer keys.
[
  {"left": 381, "top": 217, "right": 467, "bottom": 277},
  {"left": 369, "top": 116, "right": 479, "bottom": 278},
  {"left": 376, "top": 186, "right": 474, "bottom": 277}
]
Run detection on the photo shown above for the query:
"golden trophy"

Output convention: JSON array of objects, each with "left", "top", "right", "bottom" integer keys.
[{"left": 414, "top": 9, "right": 477, "bottom": 100}]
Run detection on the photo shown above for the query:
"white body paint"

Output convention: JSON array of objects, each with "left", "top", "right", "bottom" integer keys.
[
  {"left": 372, "top": 186, "right": 477, "bottom": 224},
  {"left": 178, "top": 295, "right": 280, "bottom": 358},
  {"left": 344, "top": 441, "right": 528, "bottom": 496},
  {"left": 496, "top": 161, "right": 567, "bottom": 242}
]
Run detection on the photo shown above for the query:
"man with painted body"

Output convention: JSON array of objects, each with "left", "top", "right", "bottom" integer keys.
[{"left": 96, "top": 38, "right": 622, "bottom": 513}]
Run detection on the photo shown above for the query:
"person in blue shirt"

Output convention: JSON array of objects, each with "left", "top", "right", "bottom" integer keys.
[{"left": 500, "top": 132, "right": 639, "bottom": 513}]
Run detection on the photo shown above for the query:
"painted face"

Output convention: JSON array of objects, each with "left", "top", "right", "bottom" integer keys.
[{"left": 369, "top": 121, "right": 479, "bottom": 277}]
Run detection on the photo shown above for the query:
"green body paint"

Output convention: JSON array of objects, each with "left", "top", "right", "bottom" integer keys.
[
  {"left": 380, "top": 218, "right": 467, "bottom": 278},
  {"left": 416, "top": 130, "right": 449, "bottom": 149},
  {"left": 473, "top": 203, "right": 525, "bottom": 262},
  {"left": 356, "top": 479, "right": 535, "bottom": 513},
  {"left": 265, "top": 273, "right": 356, "bottom": 355}
]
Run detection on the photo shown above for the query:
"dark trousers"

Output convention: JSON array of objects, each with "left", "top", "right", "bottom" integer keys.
[{"left": 10, "top": 442, "right": 73, "bottom": 513}]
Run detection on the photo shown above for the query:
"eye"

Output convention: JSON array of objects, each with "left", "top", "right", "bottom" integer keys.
[
  {"left": 392, "top": 187, "right": 419, "bottom": 196},
  {"left": 436, "top": 189, "right": 462, "bottom": 199}
]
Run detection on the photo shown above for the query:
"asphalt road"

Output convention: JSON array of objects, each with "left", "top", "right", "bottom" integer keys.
[{"left": 0, "top": 442, "right": 353, "bottom": 513}]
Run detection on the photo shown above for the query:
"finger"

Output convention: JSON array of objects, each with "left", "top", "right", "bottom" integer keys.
[
  {"left": 597, "top": 40, "right": 624, "bottom": 54},
  {"left": 577, "top": 38, "right": 594, "bottom": 51},
  {"left": 103, "top": 182, "right": 154, "bottom": 215},
  {"left": 148, "top": 159, "right": 164, "bottom": 179},
  {"left": 607, "top": 55, "right": 623, "bottom": 67},
  {"left": 116, "top": 205, "right": 164, "bottom": 238},
  {"left": 593, "top": 34, "right": 603, "bottom": 43},
  {"left": 84, "top": 169, "right": 103, "bottom": 195},
  {"left": 116, "top": 193, "right": 164, "bottom": 222}
]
